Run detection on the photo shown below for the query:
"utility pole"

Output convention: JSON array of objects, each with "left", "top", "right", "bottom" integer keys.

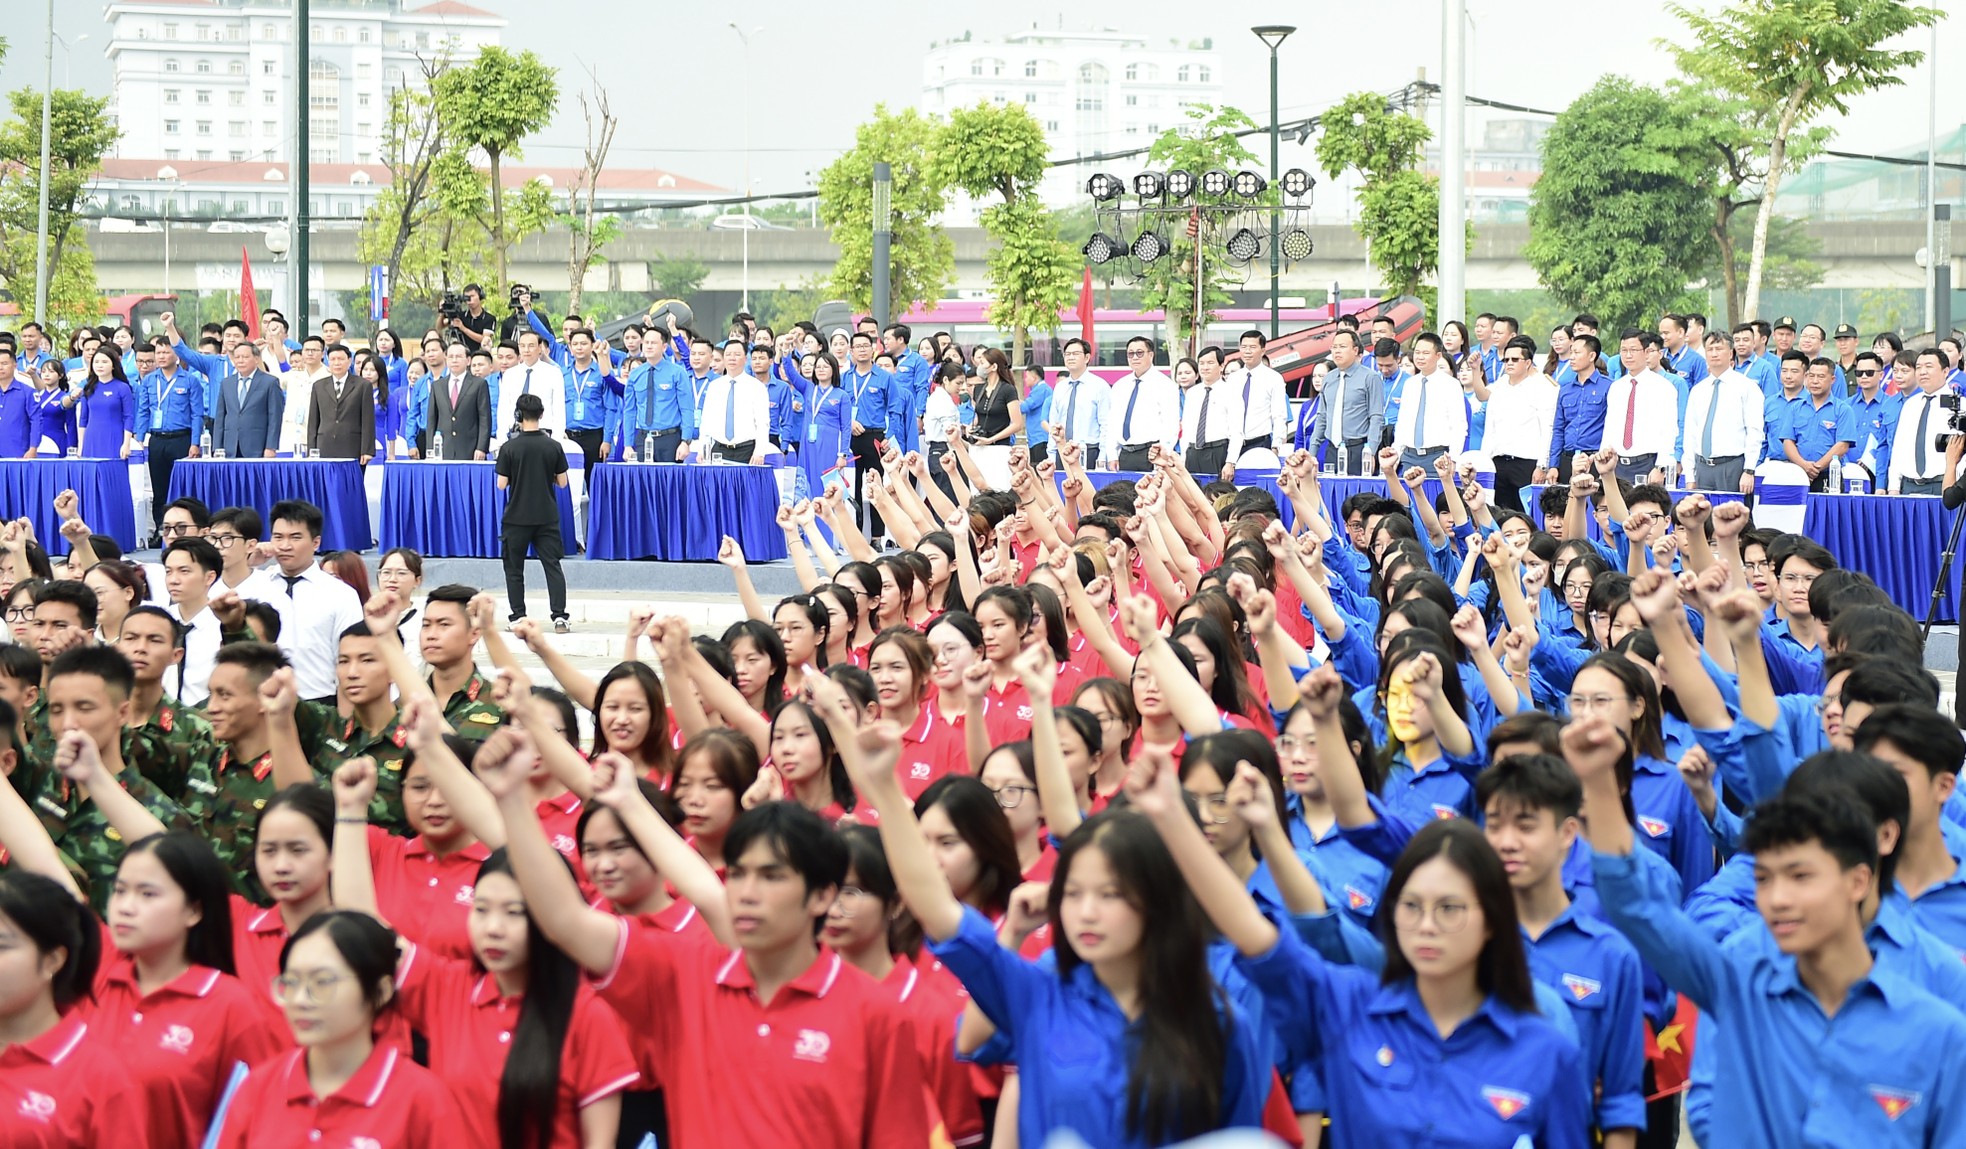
[
  {"left": 294, "top": 0, "right": 311, "bottom": 334},
  {"left": 1437, "top": 0, "right": 1467, "bottom": 328},
  {"left": 1253, "top": 26, "right": 1294, "bottom": 342},
  {"left": 33, "top": 0, "right": 53, "bottom": 324},
  {"left": 871, "top": 162, "right": 892, "bottom": 329}
]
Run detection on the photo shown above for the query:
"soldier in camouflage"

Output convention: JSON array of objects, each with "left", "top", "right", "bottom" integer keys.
[
  {"left": 202, "top": 643, "right": 322, "bottom": 893},
  {"left": 417, "top": 584, "right": 506, "bottom": 741},
  {"left": 320, "top": 621, "right": 415, "bottom": 834},
  {"left": 116, "top": 604, "right": 220, "bottom": 802}
]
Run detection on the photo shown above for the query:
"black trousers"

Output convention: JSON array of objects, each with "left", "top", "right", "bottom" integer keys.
[
  {"left": 1555, "top": 451, "right": 1580, "bottom": 483},
  {"left": 1492, "top": 454, "right": 1537, "bottom": 512},
  {"left": 567, "top": 427, "right": 605, "bottom": 475},
  {"left": 1027, "top": 441, "right": 1048, "bottom": 466},
  {"left": 1186, "top": 440, "right": 1229, "bottom": 479},
  {"left": 712, "top": 440, "right": 756, "bottom": 463},
  {"left": 147, "top": 429, "right": 193, "bottom": 536},
  {"left": 1116, "top": 444, "right": 1155, "bottom": 472},
  {"left": 851, "top": 428, "right": 886, "bottom": 537},
  {"left": 928, "top": 441, "right": 957, "bottom": 502},
  {"left": 502, "top": 519, "right": 567, "bottom": 620}
]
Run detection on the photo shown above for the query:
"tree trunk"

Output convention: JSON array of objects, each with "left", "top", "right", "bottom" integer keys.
[
  {"left": 1712, "top": 201, "right": 1740, "bottom": 329},
  {"left": 1743, "top": 88, "right": 1810, "bottom": 321},
  {"left": 487, "top": 145, "right": 508, "bottom": 295},
  {"left": 1012, "top": 324, "right": 1027, "bottom": 367},
  {"left": 566, "top": 196, "right": 586, "bottom": 317}
]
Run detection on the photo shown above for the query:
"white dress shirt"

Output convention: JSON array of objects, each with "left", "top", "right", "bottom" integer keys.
[
  {"left": 498, "top": 360, "right": 566, "bottom": 441},
  {"left": 1101, "top": 368, "right": 1181, "bottom": 461},
  {"left": 1391, "top": 368, "right": 1468, "bottom": 453},
  {"left": 697, "top": 372, "right": 772, "bottom": 453},
  {"left": 237, "top": 563, "right": 365, "bottom": 699},
  {"left": 1680, "top": 369, "right": 1766, "bottom": 472},
  {"left": 1890, "top": 386, "right": 1954, "bottom": 489},
  {"left": 1231, "top": 365, "right": 1289, "bottom": 453},
  {"left": 1179, "top": 381, "right": 1245, "bottom": 464},
  {"left": 1599, "top": 370, "right": 1680, "bottom": 459},
  {"left": 1480, "top": 372, "right": 1561, "bottom": 461},
  {"left": 168, "top": 603, "right": 220, "bottom": 706}
]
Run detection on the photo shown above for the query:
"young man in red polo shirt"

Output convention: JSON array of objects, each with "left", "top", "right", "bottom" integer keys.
[{"left": 482, "top": 722, "right": 932, "bottom": 1149}]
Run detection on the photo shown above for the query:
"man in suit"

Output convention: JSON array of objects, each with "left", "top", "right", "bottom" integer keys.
[
  {"left": 213, "top": 339, "right": 285, "bottom": 458},
  {"left": 429, "top": 341, "right": 491, "bottom": 460},
  {"left": 306, "top": 343, "right": 375, "bottom": 463}
]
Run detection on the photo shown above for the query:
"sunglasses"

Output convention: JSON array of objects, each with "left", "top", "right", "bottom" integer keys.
[
  {"left": 1502, "top": 356, "right": 1527, "bottom": 364},
  {"left": 1854, "top": 369, "right": 1880, "bottom": 377}
]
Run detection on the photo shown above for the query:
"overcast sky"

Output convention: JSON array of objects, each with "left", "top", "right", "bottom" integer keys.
[{"left": 4, "top": 1, "right": 1959, "bottom": 197}]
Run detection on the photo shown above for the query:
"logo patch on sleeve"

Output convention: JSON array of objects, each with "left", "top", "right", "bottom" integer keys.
[
  {"left": 1561, "top": 973, "right": 1601, "bottom": 1001},
  {"left": 1871, "top": 1087, "right": 1921, "bottom": 1121},
  {"left": 1637, "top": 816, "right": 1670, "bottom": 838},
  {"left": 1482, "top": 1086, "right": 1530, "bottom": 1120}
]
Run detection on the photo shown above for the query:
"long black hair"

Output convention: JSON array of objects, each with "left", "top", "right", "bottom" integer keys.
[
  {"left": 0, "top": 871, "right": 101, "bottom": 1011},
  {"left": 1180, "top": 730, "right": 1291, "bottom": 855},
  {"left": 1376, "top": 629, "right": 1469, "bottom": 769},
  {"left": 770, "top": 698, "right": 856, "bottom": 814},
  {"left": 1048, "top": 810, "right": 1229, "bottom": 1144},
  {"left": 1377, "top": 819, "right": 1539, "bottom": 1013},
  {"left": 478, "top": 848, "right": 582, "bottom": 1149},
  {"left": 1171, "top": 616, "right": 1257, "bottom": 719},
  {"left": 121, "top": 832, "right": 237, "bottom": 974},
  {"left": 721, "top": 618, "right": 788, "bottom": 710},
  {"left": 593, "top": 661, "right": 675, "bottom": 780},
  {"left": 912, "top": 776, "right": 1020, "bottom": 917}
]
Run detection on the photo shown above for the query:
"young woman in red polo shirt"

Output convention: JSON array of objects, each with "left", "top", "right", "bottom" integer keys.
[
  {"left": 0, "top": 870, "right": 147, "bottom": 1148},
  {"left": 917, "top": 531, "right": 962, "bottom": 619},
  {"left": 215, "top": 911, "right": 465, "bottom": 1149},
  {"left": 1072, "top": 678, "right": 1141, "bottom": 805},
  {"left": 591, "top": 663, "right": 677, "bottom": 786},
  {"left": 868, "top": 627, "right": 966, "bottom": 798},
  {"left": 770, "top": 593, "right": 832, "bottom": 670},
  {"left": 721, "top": 619, "right": 788, "bottom": 715},
  {"left": 748, "top": 699, "right": 859, "bottom": 825},
  {"left": 977, "top": 741, "right": 1050, "bottom": 880},
  {"left": 670, "top": 729, "right": 761, "bottom": 869},
  {"left": 333, "top": 759, "right": 640, "bottom": 1149},
  {"left": 4, "top": 730, "right": 283, "bottom": 1148},
  {"left": 974, "top": 586, "right": 1040, "bottom": 744},
  {"left": 812, "top": 584, "right": 860, "bottom": 670},
  {"left": 834, "top": 561, "right": 884, "bottom": 665}
]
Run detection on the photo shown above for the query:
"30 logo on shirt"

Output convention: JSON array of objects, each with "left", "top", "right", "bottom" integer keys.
[
  {"left": 452, "top": 884, "right": 475, "bottom": 907},
  {"left": 1871, "top": 1086, "right": 1922, "bottom": 1121},
  {"left": 1481, "top": 1086, "right": 1530, "bottom": 1120},
  {"left": 160, "top": 1024, "right": 196, "bottom": 1054},
  {"left": 792, "top": 1028, "right": 831, "bottom": 1063}
]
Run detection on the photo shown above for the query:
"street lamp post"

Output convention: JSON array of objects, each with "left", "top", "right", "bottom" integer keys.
[
  {"left": 33, "top": 0, "right": 53, "bottom": 326},
  {"left": 159, "top": 165, "right": 179, "bottom": 296},
  {"left": 1252, "top": 25, "right": 1295, "bottom": 341},
  {"left": 1438, "top": 0, "right": 1468, "bottom": 329},
  {"left": 729, "top": 23, "right": 760, "bottom": 313}
]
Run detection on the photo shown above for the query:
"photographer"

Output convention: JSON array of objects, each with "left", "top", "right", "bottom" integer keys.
[
  {"left": 447, "top": 283, "right": 498, "bottom": 350},
  {"left": 1888, "top": 349, "right": 1957, "bottom": 494}
]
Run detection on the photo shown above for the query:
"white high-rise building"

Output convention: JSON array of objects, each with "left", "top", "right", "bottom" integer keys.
[
  {"left": 103, "top": 0, "right": 505, "bottom": 168},
  {"left": 921, "top": 27, "right": 1224, "bottom": 211}
]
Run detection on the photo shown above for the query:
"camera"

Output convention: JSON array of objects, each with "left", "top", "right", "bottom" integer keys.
[
  {"left": 510, "top": 284, "right": 533, "bottom": 310},
  {"left": 437, "top": 291, "right": 466, "bottom": 322}
]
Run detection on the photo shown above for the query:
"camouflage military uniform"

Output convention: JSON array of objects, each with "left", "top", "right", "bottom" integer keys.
[
  {"left": 134, "top": 696, "right": 220, "bottom": 804},
  {"left": 21, "top": 746, "right": 198, "bottom": 914},
  {"left": 432, "top": 669, "right": 505, "bottom": 741},
  {"left": 319, "top": 710, "right": 413, "bottom": 835}
]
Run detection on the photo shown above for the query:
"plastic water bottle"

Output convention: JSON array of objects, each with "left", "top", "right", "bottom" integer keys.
[
  {"left": 1826, "top": 456, "right": 1844, "bottom": 494},
  {"left": 432, "top": 431, "right": 445, "bottom": 459},
  {"left": 199, "top": 429, "right": 211, "bottom": 456},
  {"left": 645, "top": 432, "right": 656, "bottom": 464}
]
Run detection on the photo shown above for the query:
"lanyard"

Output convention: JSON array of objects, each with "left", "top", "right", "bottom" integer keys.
[{"left": 852, "top": 370, "right": 870, "bottom": 407}]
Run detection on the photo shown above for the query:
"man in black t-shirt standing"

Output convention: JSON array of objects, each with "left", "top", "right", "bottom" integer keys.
[{"left": 496, "top": 393, "right": 571, "bottom": 631}]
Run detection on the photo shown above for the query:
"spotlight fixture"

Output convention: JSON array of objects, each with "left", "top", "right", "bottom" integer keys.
[
  {"left": 1232, "top": 170, "right": 1267, "bottom": 197},
  {"left": 1200, "top": 169, "right": 1231, "bottom": 196},
  {"left": 1164, "top": 169, "right": 1197, "bottom": 198},
  {"left": 1280, "top": 168, "right": 1315, "bottom": 197},
  {"left": 1225, "top": 228, "right": 1262, "bottom": 262},
  {"left": 1279, "top": 228, "right": 1315, "bottom": 261},
  {"left": 1083, "top": 232, "right": 1121, "bottom": 265},
  {"left": 1086, "top": 173, "right": 1123, "bottom": 201},
  {"left": 1131, "top": 231, "right": 1167, "bottom": 263},
  {"left": 1133, "top": 171, "right": 1165, "bottom": 198}
]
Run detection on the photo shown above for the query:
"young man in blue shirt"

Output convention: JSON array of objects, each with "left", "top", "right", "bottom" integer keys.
[
  {"left": 1542, "top": 333, "right": 1613, "bottom": 484},
  {"left": 1571, "top": 715, "right": 1966, "bottom": 1149},
  {"left": 882, "top": 323, "right": 932, "bottom": 455},
  {"left": 621, "top": 333, "right": 692, "bottom": 463},
  {"left": 1855, "top": 706, "right": 1966, "bottom": 953},
  {"left": 1781, "top": 357, "right": 1856, "bottom": 492},
  {"left": 1477, "top": 753, "right": 1647, "bottom": 1148}
]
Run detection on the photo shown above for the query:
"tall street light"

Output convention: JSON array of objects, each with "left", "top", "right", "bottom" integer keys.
[
  {"left": 1252, "top": 25, "right": 1295, "bottom": 340},
  {"left": 1438, "top": 0, "right": 1468, "bottom": 329},
  {"left": 729, "top": 23, "right": 761, "bottom": 312},
  {"left": 33, "top": 0, "right": 53, "bottom": 325},
  {"left": 158, "top": 165, "right": 179, "bottom": 296}
]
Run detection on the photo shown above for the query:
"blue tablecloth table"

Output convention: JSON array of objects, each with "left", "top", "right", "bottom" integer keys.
[
  {"left": 0, "top": 459, "right": 138, "bottom": 550},
  {"left": 378, "top": 461, "right": 578, "bottom": 559},
  {"left": 586, "top": 463, "right": 788, "bottom": 562},
  {"left": 1804, "top": 493, "right": 1955, "bottom": 623},
  {"left": 166, "top": 459, "right": 372, "bottom": 552}
]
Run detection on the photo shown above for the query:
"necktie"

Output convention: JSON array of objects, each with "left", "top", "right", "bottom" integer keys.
[
  {"left": 1242, "top": 370, "right": 1253, "bottom": 409},
  {"left": 644, "top": 368, "right": 657, "bottom": 425},
  {"left": 1414, "top": 375, "right": 1430, "bottom": 445},
  {"left": 1915, "top": 395, "right": 1933, "bottom": 476},
  {"left": 724, "top": 382, "right": 736, "bottom": 441},
  {"left": 1065, "top": 381, "right": 1079, "bottom": 441},
  {"left": 237, "top": 373, "right": 248, "bottom": 408},
  {"left": 522, "top": 366, "right": 534, "bottom": 396},
  {"left": 281, "top": 574, "right": 302, "bottom": 598},
  {"left": 1700, "top": 383, "right": 1720, "bottom": 457},
  {"left": 1122, "top": 378, "right": 1141, "bottom": 442},
  {"left": 1622, "top": 382, "right": 1638, "bottom": 452},
  {"left": 450, "top": 376, "right": 461, "bottom": 407},
  {"left": 1195, "top": 385, "right": 1210, "bottom": 443}
]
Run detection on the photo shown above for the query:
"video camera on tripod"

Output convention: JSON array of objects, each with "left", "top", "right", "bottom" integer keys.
[{"left": 1937, "top": 394, "right": 1966, "bottom": 442}]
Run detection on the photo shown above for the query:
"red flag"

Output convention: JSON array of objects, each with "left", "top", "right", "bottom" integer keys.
[
  {"left": 1076, "top": 266, "right": 1095, "bottom": 352},
  {"left": 239, "top": 246, "right": 260, "bottom": 339}
]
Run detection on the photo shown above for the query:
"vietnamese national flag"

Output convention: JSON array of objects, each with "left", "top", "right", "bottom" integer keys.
[
  {"left": 1076, "top": 266, "right": 1095, "bottom": 352},
  {"left": 1645, "top": 996, "right": 1699, "bottom": 1097},
  {"left": 239, "top": 247, "right": 260, "bottom": 339}
]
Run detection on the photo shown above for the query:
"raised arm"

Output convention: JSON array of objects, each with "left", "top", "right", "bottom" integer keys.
[
  {"left": 512, "top": 618, "right": 599, "bottom": 711},
  {"left": 493, "top": 667, "right": 596, "bottom": 801},
  {"left": 1300, "top": 665, "right": 1376, "bottom": 828},
  {"left": 717, "top": 538, "right": 772, "bottom": 624},
  {"left": 1014, "top": 645, "right": 1082, "bottom": 840},
  {"left": 1451, "top": 604, "right": 1525, "bottom": 716},
  {"left": 1120, "top": 594, "right": 1223, "bottom": 737},
  {"left": 329, "top": 759, "right": 385, "bottom": 918},
  {"left": 469, "top": 594, "right": 529, "bottom": 676},
  {"left": 1629, "top": 569, "right": 1731, "bottom": 733},
  {"left": 0, "top": 743, "right": 84, "bottom": 901},
  {"left": 1132, "top": 745, "right": 1281, "bottom": 957},
  {"left": 400, "top": 696, "right": 506, "bottom": 848},
  {"left": 778, "top": 504, "right": 826, "bottom": 592},
  {"left": 590, "top": 748, "right": 733, "bottom": 946},
  {"left": 61, "top": 731, "right": 169, "bottom": 843}
]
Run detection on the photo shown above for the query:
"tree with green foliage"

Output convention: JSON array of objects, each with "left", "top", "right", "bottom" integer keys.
[
  {"left": 358, "top": 56, "right": 456, "bottom": 314},
  {"left": 1316, "top": 91, "right": 1452, "bottom": 309},
  {"left": 1526, "top": 77, "right": 1712, "bottom": 332},
  {"left": 937, "top": 101, "right": 1078, "bottom": 364},
  {"left": 1666, "top": 0, "right": 1938, "bottom": 320},
  {"left": 647, "top": 252, "right": 709, "bottom": 299},
  {"left": 0, "top": 87, "right": 119, "bottom": 321},
  {"left": 816, "top": 104, "right": 952, "bottom": 314},
  {"left": 433, "top": 46, "right": 559, "bottom": 294},
  {"left": 1140, "top": 104, "right": 1271, "bottom": 347}
]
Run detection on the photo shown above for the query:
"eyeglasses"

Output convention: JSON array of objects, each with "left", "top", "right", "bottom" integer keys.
[
  {"left": 1741, "top": 559, "right": 1771, "bottom": 572},
  {"left": 1276, "top": 734, "right": 1317, "bottom": 753},
  {"left": 1194, "top": 793, "right": 1232, "bottom": 824},
  {"left": 1778, "top": 572, "right": 1819, "bottom": 587},
  {"left": 988, "top": 784, "right": 1036, "bottom": 809},
  {"left": 1566, "top": 693, "right": 1631, "bottom": 713},
  {"left": 1125, "top": 348, "right": 1150, "bottom": 358},
  {"left": 272, "top": 970, "right": 353, "bottom": 1004},
  {"left": 208, "top": 533, "right": 242, "bottom": 549},
  {"left": 159, "top": 523, "right": 196, "bottom": 537},
  {"left": 830, "top": 885, "right": 877, "bottom": 917},
  {"left": 1501, "top": 356, "right": 1527, "bottom": 364},
  {"left": 2, "top": 607, "right": 30, "bottom": 623},
  {"left": 1393, "top": 897, "right": 1471, "bottom": 933}
]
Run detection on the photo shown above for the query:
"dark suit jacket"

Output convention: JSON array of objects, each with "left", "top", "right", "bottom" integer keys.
[
  {"left": 214, "top": 369, "right": 284, "bottom": 458},
  {"left": 429, "top": 373, "right": 491, "bottom": 459},
  {"left": 307, "top": 375, "right": 375, "bottom": 459}
]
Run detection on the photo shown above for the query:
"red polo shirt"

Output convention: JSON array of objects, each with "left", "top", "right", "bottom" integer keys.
[
  {"left": 214, "top": 1043, "right": 465, "bottom": 1149},
  {"left": 884, "top": 955, "right": 984, "bottom": 1148},
  {"left": 227, "top": 895, "right": 293, "bottom": 1027},
  {"left": 980, "top": 679, "right": 1034, "bottom": 745},
  {"left": 591, "top": 921, "right": 929, "bottom": 1149},
  {"left": 537, "top": 789, "right": 599, "bottom": 901},
  {"left": 0, "top": 1014, "right": 149, "bottom": 1149},
  {"left": 367, "top": 826, "right": 492, "bottom": 962},
  {"left": 85, "top": 949, "right": 284, "bottom": 1148},
  {"left": 394, "top": 945, "right": 640, "bottom": 1149},
  {"left": 590, "top": 897, "right": 712, "bottom": 1088},
  {"left": 896, "top": 707, "right": 969, "bottom": 799}
]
